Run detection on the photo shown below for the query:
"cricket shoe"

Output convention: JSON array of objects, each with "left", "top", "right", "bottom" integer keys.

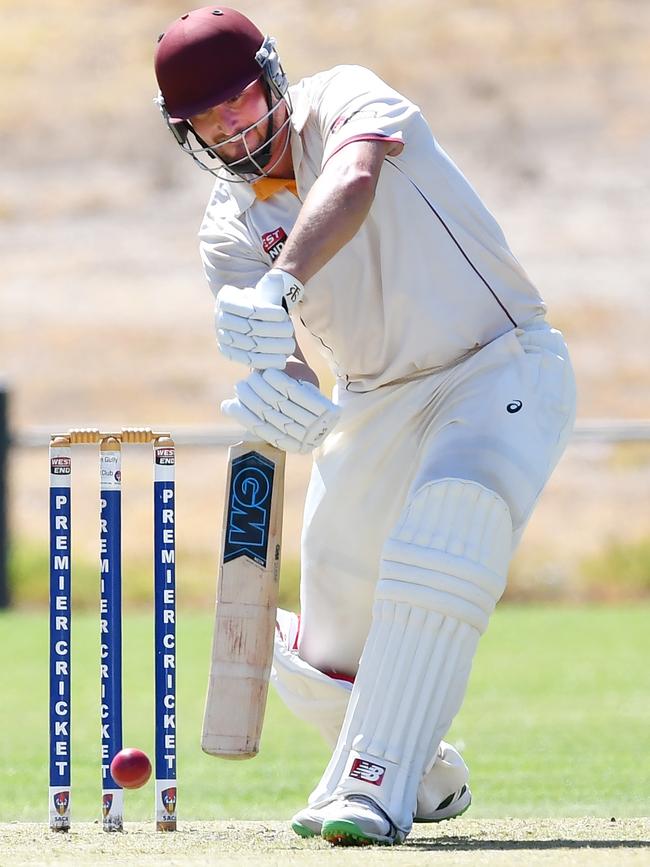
[
  {"left": 291, "top": 782, "right": 470, "bottom": 839},
  {"left": 415, "top": 739, "right": 471, "bottom": 821},
  {"left": 320, "top": 795, "right": 405, "bottom": 846},
  {"left": 291, "top": 738, "right": 470, "bottom": 839},
  {"left": 291, "top": 799, "right": 340, "bottom": 839},
  {"left": 414, "top": 783, "right": 471, "bottom": 822}
]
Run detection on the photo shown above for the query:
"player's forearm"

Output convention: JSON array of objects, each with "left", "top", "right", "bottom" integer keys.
[{"left": 275, "top": 163, "right": 378, "bottom": 284}]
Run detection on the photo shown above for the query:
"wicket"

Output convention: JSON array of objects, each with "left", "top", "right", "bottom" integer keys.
[{"left": 48, "top": 428, "right": 177, "bottom": 832}]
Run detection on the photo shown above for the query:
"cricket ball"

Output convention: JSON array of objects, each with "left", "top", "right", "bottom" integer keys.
[{"left": 110, "top": 748, "right": 152, "bottom": 789}]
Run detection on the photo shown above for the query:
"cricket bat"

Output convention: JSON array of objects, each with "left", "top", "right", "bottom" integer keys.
[{"left": 202, "top": 441, "right": 286, "bottom": 759}]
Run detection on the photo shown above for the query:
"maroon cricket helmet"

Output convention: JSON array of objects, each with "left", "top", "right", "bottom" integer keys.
[{"left": 155, "top": 7, "right": 266, "bottom": 120}]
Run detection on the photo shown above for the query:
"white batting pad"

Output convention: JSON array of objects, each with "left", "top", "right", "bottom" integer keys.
[
  {"left": 273, "top": 609, "right": 470, "bottom": 817},
  {"left": 308, "top": 479, "right": 512, "bottom": 832}
]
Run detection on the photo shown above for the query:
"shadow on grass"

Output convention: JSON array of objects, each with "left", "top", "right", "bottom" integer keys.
[{"left": 405, "top": 837, "right": 650, "bottom": 851}]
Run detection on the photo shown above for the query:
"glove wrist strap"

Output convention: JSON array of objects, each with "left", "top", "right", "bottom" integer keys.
[{"left": 257, "top": 268, "right": 305, "bottom": 310}]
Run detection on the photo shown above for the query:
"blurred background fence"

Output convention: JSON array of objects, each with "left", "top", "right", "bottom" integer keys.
[{"left": 1, "top": 383, "right": 649, "bottom": 610}]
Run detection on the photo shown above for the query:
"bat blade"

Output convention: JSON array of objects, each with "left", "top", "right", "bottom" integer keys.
[{"left": 202, "top": 441, "right": 285, "bottom": 759}]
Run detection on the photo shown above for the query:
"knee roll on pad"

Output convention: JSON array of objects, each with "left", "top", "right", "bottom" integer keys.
[
  {"left": 379, "top": 477, "right": 512, "bottom": 632},
  {"left": 309, "top": 479, "right": 512, "bottom": 832}
]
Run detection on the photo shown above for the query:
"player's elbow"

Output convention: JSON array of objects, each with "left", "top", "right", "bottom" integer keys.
[
  {"left": 347, "top": 165, "right": 380, "bottom": 199},
  {"left": 324, "top": 138, "right": 391, "bottom": 206},
  {"left": 324, "top": 147, "right": 382, "bottom": 206},
  {"left": 330, "top": 163, "right": 379, "bottom": 221}
]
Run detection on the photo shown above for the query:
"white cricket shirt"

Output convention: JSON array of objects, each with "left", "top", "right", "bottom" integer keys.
[{"left": 199, "top": 65, "right": 546, "bottom": 392}]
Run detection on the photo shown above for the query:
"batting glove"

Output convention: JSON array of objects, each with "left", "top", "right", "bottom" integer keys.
[
  {"left": 215, "top": 269, "right": 305, "bottom": 370},
  {"left": 221, "top": 368, "right": 340, "bottom": 454}
]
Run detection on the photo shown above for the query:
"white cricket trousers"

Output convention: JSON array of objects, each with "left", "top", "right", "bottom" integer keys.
[{"left": 298, "top": 318, "right": 576, "bottom": 675}]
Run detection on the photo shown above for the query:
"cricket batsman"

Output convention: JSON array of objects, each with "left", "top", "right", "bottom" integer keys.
[{"left": 154, "top": 6, "right": 576, "bottom": 845}]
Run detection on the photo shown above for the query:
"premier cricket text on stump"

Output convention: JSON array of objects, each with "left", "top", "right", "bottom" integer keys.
[{"left": 48, "top": 429, "right": 177, "bottom": 832}]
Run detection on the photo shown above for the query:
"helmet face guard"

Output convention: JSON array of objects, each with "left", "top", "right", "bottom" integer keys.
[
  {"left": 154, "top": 6, "right": 292, "bottom": 182},
  {"left": 156, "top": 38, "right": 292, "bottom": 182}
]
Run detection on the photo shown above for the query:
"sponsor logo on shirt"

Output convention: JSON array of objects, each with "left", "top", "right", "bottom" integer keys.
[
  {"left": 349, "top": 758, "right": 386, "bottom": 785},
  {"left": 262, "top": 227, "right": 288, "bottom": 262}
]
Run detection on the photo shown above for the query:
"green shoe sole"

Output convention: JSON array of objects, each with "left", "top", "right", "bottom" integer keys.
[
  {"left": 291, "top": 821, "right": 317, "bottom": 839},
  {"left": 322, "top": 819, "right": 391, "bottom": 846}
]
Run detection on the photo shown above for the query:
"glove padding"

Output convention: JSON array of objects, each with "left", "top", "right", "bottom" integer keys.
[
  {"left": 215, "top": 270, "right": 304, "bottom": 369},
  {"left": 221, "top": 369, "right": 341, "bottom": 454}
]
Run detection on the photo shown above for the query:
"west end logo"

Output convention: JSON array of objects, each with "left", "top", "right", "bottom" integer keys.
[
  {"left": 223, "top": 452, "right": 274, "bottom": 567},
  {"left": 51, "top": 456, "right": 71, "bottom": 475},
  {"left": 155, "top": 447, "right": 175, "bottom": 465},
  {"left": 262, "top": 227, "right": 287, "bottom": 262}
]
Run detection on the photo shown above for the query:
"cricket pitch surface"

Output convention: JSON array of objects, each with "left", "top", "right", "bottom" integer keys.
[{"left": 2, "top": 819, "right": 649, "bottom": 865}]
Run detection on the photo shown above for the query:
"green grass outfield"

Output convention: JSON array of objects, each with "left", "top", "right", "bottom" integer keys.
[{"left": 0, "top": 605, "right": 648, "bottom": 824}]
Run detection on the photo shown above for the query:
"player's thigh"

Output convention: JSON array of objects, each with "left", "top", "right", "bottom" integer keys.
[
  {"left": 410, "top": 324, "right": 576, "bottom": 538},
  {"left": 298, "top": 385, "right": 425, "bottom": 674}
]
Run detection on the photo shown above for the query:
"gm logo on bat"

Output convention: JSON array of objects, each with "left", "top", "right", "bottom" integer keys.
[{"left": 224, "top": 452, "right": 275, "bottom": 567}]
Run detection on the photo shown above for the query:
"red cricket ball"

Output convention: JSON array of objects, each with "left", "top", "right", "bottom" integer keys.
[{"left": 110, "top": 748, "right": 152, "bottom": 789}]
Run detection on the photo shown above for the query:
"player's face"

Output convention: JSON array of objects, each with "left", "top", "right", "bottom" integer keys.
[{"left": 189, "top": 80, "right": 274, "bottom": 165}]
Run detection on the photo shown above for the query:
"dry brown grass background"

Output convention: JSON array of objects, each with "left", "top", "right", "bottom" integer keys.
[{"left": 1, "top": 0, "right": 649, "bottom": 604}]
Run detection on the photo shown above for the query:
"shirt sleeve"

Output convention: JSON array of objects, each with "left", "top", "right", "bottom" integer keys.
[
  {"left": 312, "top": 65, "right": 421, "bottom": 168},
  {"left": 198, "top": 200, "right": 267, "bottom": 298}
]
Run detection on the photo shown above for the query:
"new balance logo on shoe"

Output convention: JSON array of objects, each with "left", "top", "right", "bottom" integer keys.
[{"left": 349, "top": 759, "right": 386, "bottom": 785}]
